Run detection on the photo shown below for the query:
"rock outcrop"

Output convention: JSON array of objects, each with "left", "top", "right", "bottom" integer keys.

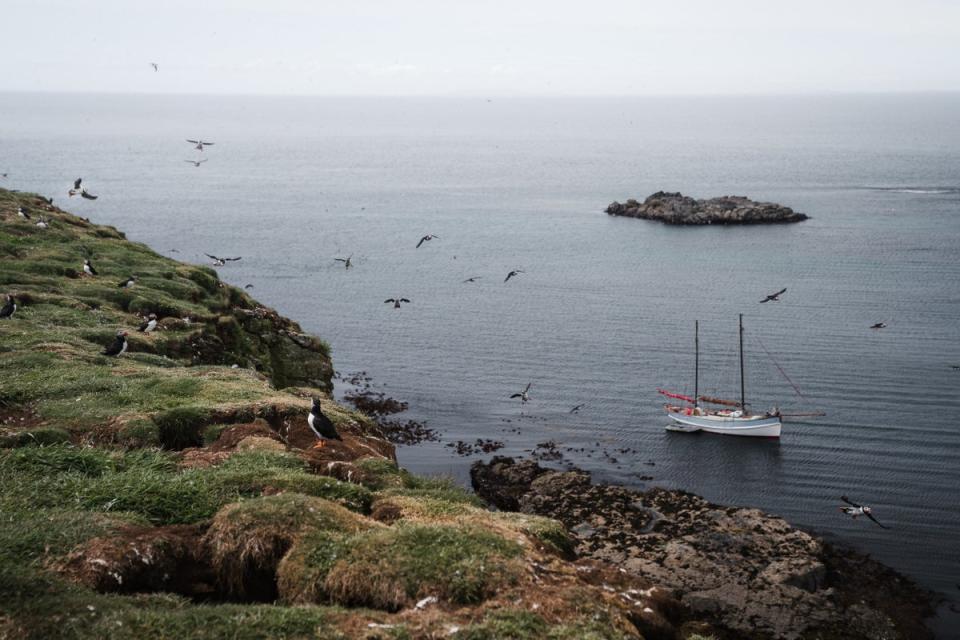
[
  {"left": 606, "top": 191, "right": 808, "bottom": 225},
  {"left": 471, "top": 457, "right": 934, "bottom": 640}
]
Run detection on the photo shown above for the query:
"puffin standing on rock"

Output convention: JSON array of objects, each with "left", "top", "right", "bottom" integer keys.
[
  {"left": 307, "top": 398, "right": 341, "bottom": 450},
  {"left": 102, "top": 330, "right": 128, "bottom": 357}
]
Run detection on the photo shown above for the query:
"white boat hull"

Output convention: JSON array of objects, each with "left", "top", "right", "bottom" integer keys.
[{"left": 666, "top": 411, "right": 781, "bottom": 438}]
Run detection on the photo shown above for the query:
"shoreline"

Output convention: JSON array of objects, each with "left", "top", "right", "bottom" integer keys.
[{"left": 0, "top": 187, "right": 941, "bottom": 639}]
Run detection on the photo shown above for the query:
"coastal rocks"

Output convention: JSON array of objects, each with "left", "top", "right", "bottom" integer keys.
[
  {"left": 606, "top": 191, "right": 808, "bottom": 225},
  {"left": 470, "top": 457, "right": 933, "bottom": 640}
]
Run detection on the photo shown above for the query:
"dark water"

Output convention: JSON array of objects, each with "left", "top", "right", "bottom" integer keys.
[{"left": 2, "top": 92, "right": 959, "bottom": 635}]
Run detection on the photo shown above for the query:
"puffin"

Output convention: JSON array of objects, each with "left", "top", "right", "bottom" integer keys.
[
  {"left": 102, "top": 330, "right": 128, "bottom": 356},
  {"left": 870, "top": 322, "right": 887, "bottom": 329},
  {"left": 83, "top": 259, "right": 98, "bottom": 276},
  {"left": 137, "top": 313, "right": 158, "bottom": 333},
  {"left": 35, "top": 217, "right": 49, "bottom": 229},
  {"left": 839, "top": 496, "right": 889, "bottom": 529},
  {"left": 17, "top": 207, "right": 31, "bottom": 220},
  {"left": 150, "top": 62, "right": 159, "bottom": 72},
  {"left": 307, "top": 398, "right": 341, "bottom": 449},
  {"left": 334, "top": 255, "right": 353, "bottom": 269},
  {"left": 759, "top": 288, "right": 787, "bottom": 303},
  {"left": 510, "top": 382, "right": 532, "bottom": 404},
  {"left": 187, "top": 139, "right": 215, "bottom": 151},
  {"left": 504, "top": 269, "right": 524, "bottom": 283},
  {"left": 416, "top": 234, "right": 440, "bottom": 248},
  {"left": 462, "top": 276, "right": 482, "bottom": 283},
  {"left": 68, "top": 178, "right": 98, "bottom": 200},
  {"left": 0, "top": 294, "right": 16, "bottom": 319},
  {"left": 205, "top": 253, "right": 241, "bottom": 267},
  {"left": 118, "top": 276, "right": 137, "bottom": 289},
  {"left": 569, "top": 403, "right": 586, "bottom": 414},
  {"left": 384, "top": 297, "right": 410, "bottom": 309}
]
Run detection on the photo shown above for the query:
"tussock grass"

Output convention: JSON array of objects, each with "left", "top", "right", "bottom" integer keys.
[
  {"left": 279, "top": 522, "right": 524, "bottom": 610},
  {"left": 205, "top": 494, "right": 373, "bottom": 601}
]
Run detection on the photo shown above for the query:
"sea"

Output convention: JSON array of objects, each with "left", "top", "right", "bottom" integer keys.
[{"left": 2, "top": 92, "right": 959, "bottom": 636}]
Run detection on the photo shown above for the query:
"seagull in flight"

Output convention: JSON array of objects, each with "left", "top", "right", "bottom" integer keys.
[
  {"left": 150, "top": 63, "right": 159, "bottom": 72},
  {"left": 68, "top": 178, "right": 98, "bottom": 200},
  {"left": 870, "top": 322, "right": 887, "bottom": 329},
  {"left": 462, "top": 276, "right": 482, "bottom": 283},
  {"left": 839, "top": 496, "right": 889, "bottom": 529},
  {"left": 569, "top": 403, "right": 586, "bottom": 414},
  {"left": 504, "top": 269, "right": 524, "bottom": 283},
  {"left": 184, "top": 159, "right": 207, "bottom": 167},
  {"left": 510, "top": 383, "right": 532, "bottom": 404},
  {"left": 205, "top": 253, "right": 241, "bottom": 267},
  {"left": 416, "top": 234, "right": 439, "bottom": 248},
  {"left": 187, "top": 139, "right": 215, "bottom": 151},
  {"left": 759, "top": 288, "right": 787, "bottom": 303},
  {"left": 384, "top": 297, "right": 411, "bottom": 309},
  {"left": 334, "top": 255, "right": 353, "bottom": 269}
]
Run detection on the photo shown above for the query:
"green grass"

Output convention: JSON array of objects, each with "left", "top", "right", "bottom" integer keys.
[
  {"left": 0, "top": 446, "right": 374, "bottom": 526},
  {"left": 282, "top": 522, "right": 524, "bottom": 610}
]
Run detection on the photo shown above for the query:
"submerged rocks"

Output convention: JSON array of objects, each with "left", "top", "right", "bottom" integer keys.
[
  {"left": 471, "top": 457, "right": 934, "bottom": 640},
  {"left": 606, "top": 191, "right": 808, "bottom": 225}
]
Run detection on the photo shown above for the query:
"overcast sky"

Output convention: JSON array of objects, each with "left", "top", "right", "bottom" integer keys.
[{"left": 3, "top": 0, "right": 959, "bottom": 95}]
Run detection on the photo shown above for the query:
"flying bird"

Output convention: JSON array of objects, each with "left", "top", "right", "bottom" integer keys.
[
  {"left": 416, "top": 234, "right": 439, "bottom": 248},
  {"left": 83, "top": 259, "right": 98, "bottom": 276},
  {"left": 137, "top": 313, "right": 158, "bottom": 333},
  {"left": 510, "top": 383, "right": 532, "bottom": 404},
  {"left": 102, "top": 330, "right": 128, "bottom": 357},
  {"left": 184, "top": 159, "right": 207, "bottom": 167},
  {"left": 244, "top": 284, "right": 254, "bottom": 289},
  {"left": 870, "top": 322, "right": 887, "bottom": 329},
  {"left": 384, "top": 297, "right": 411, "bottom": 309},
  {"left": 504, "top": 269, "right": 524, "bottom": 283},
  {"left": 759, "top": 288, "right": 787, "bottom": 303},
  {"left": 187, "top": 139, "right": 215, "bottom": 151},
  {"left": 68, "top": 178, "right": 98, "bottom": 200},
  {"left": 0, "top": 172, "right": 7, "bottom": 179},
  {"left": 0, "top": 294, "right": 16, "bottom": 319},
  {"left": 462, "top": 276, "right": 482, "bottom": 283},
  {"left": 569, "top": 403, "right": 586, "bottom": 414},
  {"left": 839, "top": 496, "right": 889, "bottom": 529},
  {"left": 307, "top": 398, "right": 342, "bottom": 450},
  {"left": 118, "top": 276, "right": 137, "bottom": 289},
  {"left": 205, "top": 253, "right": 241, "bottom": 267},
  {"left": 334, "top": 255, "right": 353, "bottom": 269},
  {"left": 17, "top": 207, "right": 31, "bottom": 220},
  {"left": 150, "top": 62, "right": 158, "bottom": 72}
]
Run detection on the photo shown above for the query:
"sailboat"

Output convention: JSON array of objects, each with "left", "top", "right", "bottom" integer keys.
[{"left": 659, "top": 314, "right": 782, "bottom": 438}]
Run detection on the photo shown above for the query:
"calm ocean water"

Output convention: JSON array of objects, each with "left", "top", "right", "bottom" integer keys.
[{"left": 2, "top": 92, "right": 959, "bottom": 633}]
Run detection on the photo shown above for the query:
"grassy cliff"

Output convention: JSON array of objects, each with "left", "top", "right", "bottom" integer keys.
[{"left": 0, "top": 189, "right": 678, "bottom": 640}]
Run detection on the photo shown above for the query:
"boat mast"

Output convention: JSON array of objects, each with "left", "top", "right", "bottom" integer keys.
[
  {"left": 694, "top": 320, "right": 699, "bottom": 408},
  {"left": 739, "top": 313, "right": 746, "bottom": 411}
]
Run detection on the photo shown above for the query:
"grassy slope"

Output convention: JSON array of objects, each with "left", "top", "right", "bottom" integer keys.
[{"left": 0, "top": 190, "right": 651, "bottom": 640}]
